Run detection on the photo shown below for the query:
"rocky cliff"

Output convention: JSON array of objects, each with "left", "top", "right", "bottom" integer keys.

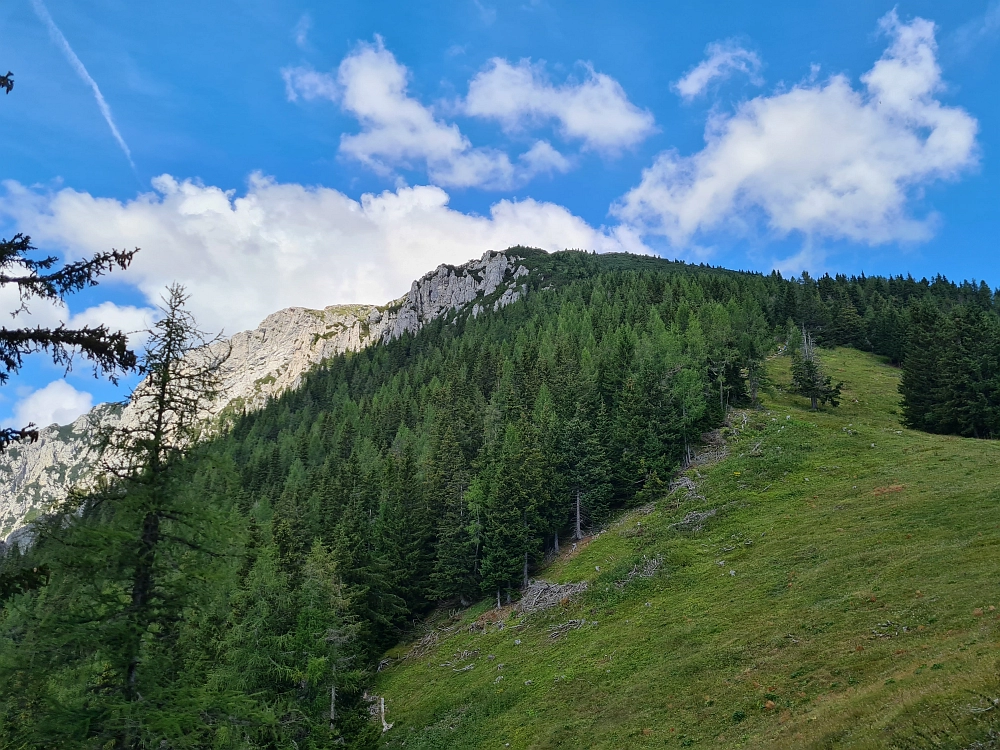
[{"left": 0, "top": 249, "right": 530, "bottom": 544}]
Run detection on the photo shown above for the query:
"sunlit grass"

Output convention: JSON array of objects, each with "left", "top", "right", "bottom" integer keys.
[{"left": 376, "top": 349, "right": 1000, "bottom": 749}]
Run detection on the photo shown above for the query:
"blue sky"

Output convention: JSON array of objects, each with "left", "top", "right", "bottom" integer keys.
[{"left": 1, "top": 0, "right": 998, "bottom": 428}]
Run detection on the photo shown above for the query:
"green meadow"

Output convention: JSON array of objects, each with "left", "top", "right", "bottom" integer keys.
[{"left": 375, "top": 348, "right": 1000, "bottom": 749}]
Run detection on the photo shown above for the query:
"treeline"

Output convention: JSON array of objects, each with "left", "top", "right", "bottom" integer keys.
[
  {"left": 2, "top": 249, "right": 998, "bottom": 747},
  {"left": 767, "top": 268, "right": 1000, "bottom": 437}
]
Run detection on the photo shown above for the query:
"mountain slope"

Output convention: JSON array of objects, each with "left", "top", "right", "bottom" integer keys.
[
  {"left": 374, "top": 348, "right": 1000, "bottom": 749},
  {"left": 0, "top": 249, "right": 531, "bottom": 544}
]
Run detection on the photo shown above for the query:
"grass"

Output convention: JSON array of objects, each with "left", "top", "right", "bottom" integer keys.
[{"left": 374, "top": 348, "right": 1000, "bottom": 749}]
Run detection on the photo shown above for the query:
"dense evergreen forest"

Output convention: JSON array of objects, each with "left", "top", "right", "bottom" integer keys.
[{"left": 1, "top": 248, "right": 998, "bottom": 748}]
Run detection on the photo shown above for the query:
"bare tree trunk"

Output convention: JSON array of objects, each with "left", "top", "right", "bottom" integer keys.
[
  {"left": 811, "top": 395, "right": 818, "bottom": 411},
  {"left": 330, "top": 683, "right": 336, "bottom": 728},
  {"left": 574, "top": 490, "right": 582, "bottom": 540},
  {"left": 553, "top": 529, "right": 559, "bottom": 555},
  {"left": 522, "top": 551, "right": 529, "bottom": 589}
]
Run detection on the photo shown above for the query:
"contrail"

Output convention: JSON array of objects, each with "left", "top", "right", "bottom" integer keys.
[{"left": 31, "top": 0, "right": 136, "bottom": 171}]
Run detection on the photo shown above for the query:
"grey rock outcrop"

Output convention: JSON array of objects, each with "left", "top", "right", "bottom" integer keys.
[{"left": 0, "top": 250, "right": 532, "bottom": 544}]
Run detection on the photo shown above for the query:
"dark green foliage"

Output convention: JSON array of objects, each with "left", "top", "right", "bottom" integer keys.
[
  {"left": 4, "top": 248, "right": 1000, "bottom": 747},
  {"left": 900, "top": 303, "right": 1000, "bottom": 438}
]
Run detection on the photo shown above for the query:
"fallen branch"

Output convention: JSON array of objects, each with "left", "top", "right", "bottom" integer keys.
[
  {"left": 516, "top": 579, "right": 588, "bottom": 615},
  {"left": 614, "top": 555, "right": 663, "bottom": 589},
  {"left": 669, "top": 509, "right": 717, "bottom": 532}
]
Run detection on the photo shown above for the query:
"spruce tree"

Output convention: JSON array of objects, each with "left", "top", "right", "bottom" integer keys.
[
  {"left": 560, "top": 406, "right": 612, "bottom": 540},
  {"left": 790, "top": 328, "right": 843, "bottom": 411},
  {"left": 899, "top": 301, "right": 943, "bottom": 431},
  {"left": 428, "top": 423, "right": 478, "bottom": 604}
]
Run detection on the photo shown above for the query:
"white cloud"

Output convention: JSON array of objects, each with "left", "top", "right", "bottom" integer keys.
[
  {"left": 12, "top": 379, "right": 93, "bottom": 428},
  {"left": 282, "top": 66, "right": 338, "bottom": 102},
  {"left": 284, "top": 41, "right": 619, "bottom": 188},
  {"left": 673, "top": 41, "right": 762, "bottom": 101},
  {"left": 284, "top": 40, "right": 565, "bottom": 189},
  {"left": 66, "top": 302, "right": 154, "bottom": 348},
  {"left": 0, "top": 174, "right": 645, "bottom": 337},
  {"left": 464, "top": 58, "right": 655, "bottom": 151},
  {"left": 614, "top": 12, "right": 978, "bottom": 250},
  {"left": 519, "top": 140, "right": 573, "bottom": 174}
]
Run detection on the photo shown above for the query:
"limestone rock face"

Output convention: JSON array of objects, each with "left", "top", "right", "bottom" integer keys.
[{"left": 0, "top": 250, "right": 532, "bottom": 544}]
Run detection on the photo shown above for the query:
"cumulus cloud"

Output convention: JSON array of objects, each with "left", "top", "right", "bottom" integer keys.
[
  {"left": 66, "top": 302, "right": 155, "bottom": 347},
  {"left": 12, "top": 380, "right": 93, "bottom": 428},
  {"left": 463, "top": 58, "right": 656, "bottom": 151},
  {"left": 614, "top": 12, "right": 978, "bottom": 250},
  {"left": 283, "top": 39, "right": 566, "bottom": 189},
  {"left": 0, "top": 174, "right": 645, "bottom": 337},
  {"left": 673, "top": 40, "right": 762, "bottom": 101}
]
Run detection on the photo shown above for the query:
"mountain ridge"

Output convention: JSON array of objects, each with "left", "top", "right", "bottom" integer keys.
[{"left": 0, "top": 248, "right": 531, "bottom": 544}]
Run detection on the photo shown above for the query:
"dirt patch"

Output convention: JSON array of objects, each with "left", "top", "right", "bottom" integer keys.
[
  {"left": 475, "top": 605, "right": 515, "bottom": 626},
  {"left": 554, "top": 535, "right": 595, "bottom": 561},
  {"left": 873, "top": 484, "right": 905, "bottom": 496}
]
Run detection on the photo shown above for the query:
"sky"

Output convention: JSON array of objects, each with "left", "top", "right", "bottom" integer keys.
[{"left": 1, "top": 0, "right": 998, "bottom": 430}]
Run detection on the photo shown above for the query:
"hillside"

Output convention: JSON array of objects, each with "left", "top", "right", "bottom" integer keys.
[
  {"left": 5, "top": 248, "right": 1000, "bottom": 748},
  {"left": 374, "top": 348, "right": 1000, "bottom": 749},
  {"left": 0, "top": 249, "right": 531, "bottom": 546}
]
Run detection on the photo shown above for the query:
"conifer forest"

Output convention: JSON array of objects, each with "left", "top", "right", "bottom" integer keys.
[{"left": 2, "top": 248, "right": 1000, "bottom": 747}]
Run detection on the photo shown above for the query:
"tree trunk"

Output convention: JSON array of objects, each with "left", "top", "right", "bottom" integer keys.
[
  {"left": 553, "top": 529, "right": 559, "bottom": 555},
  {"left": 330, "top": 683, "right": 336, "bottom": 728},
  {"left": 574, "top": 490, "right": 582, "bottom": 540},
  {"left": 522, "top": 551, "right": 529, "bottom": 589},
  {"left": 126, "top": 509, "right": 160, "bottom": 698},
  {"left": 811, "top": 395, "right": 818, "bottom": 411}
]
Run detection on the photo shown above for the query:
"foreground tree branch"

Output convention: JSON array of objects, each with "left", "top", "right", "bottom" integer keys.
[{"left": 0, "top": 233, "right": 139, "bottom": 449}]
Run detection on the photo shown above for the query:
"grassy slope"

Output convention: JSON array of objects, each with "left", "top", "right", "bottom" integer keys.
[{"left": 375, "top": 349, "right": 1000, "bottom": 749}]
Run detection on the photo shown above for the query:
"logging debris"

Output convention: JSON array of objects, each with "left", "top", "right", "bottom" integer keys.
[
  {"left": 614, "top": 555, "right": 664, "bottom": 589},
  {"left": 670, "top": 509, "right": 717, "bottom": 532},
  {"left": 516, "top": 578, "right": 588, "bottom": 615}
]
